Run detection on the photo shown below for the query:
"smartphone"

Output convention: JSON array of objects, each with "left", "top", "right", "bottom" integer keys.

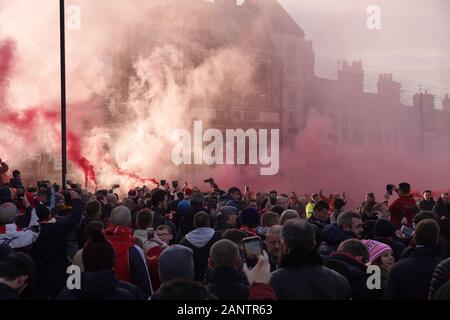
[
  {"left": 401, "top": 225, "right": 415, "bottom": 238},
  {"left": 172, "top": 181, "right": 179, "bottom": 189},
  {"left": 160, "top": 180, "right": 167, "bottom": 186},
  {"left": 16, "top": 186, "right": 25, "bottom": 199},
  {"left": 243, "top": 236, "right": 263, "bottom": 269}
]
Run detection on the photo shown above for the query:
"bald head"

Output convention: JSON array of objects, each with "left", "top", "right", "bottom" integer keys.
[{"left": 111, "top": 206, "right": 131, "bottom": 227}]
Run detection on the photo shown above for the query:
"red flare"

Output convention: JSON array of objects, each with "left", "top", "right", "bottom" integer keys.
[
  {"left": 104, "top": 159, "right": 158, "bottom": 186},
  {"left": 67, "top": 132, "right": 98, "bottom": 188}
]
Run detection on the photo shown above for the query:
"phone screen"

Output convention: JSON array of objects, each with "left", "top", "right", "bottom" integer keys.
[
  {"left": 243, "top": 237, "right": 263, "bottom": 268},
  {"left": 401, "top": 225, "right": 415, "bottom": 238},
  {"left": 160, "top": 180, "right": 167, "bottom": 186},
  {"left": 172, "top": 181, "right": 179, "bottom": 189}
]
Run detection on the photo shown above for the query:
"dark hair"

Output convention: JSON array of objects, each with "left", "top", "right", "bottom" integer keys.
[
  {"left": 222, "top": 229, "right": 247, "bottom": 247},
  {"left": 85, "top": 200, "right": 101, "bottom": 219},
  {"left": 210, "top": 239, "right": 239, "bottom": 269},
  {"left": 227, "top": 187, "right": 241, "bottom": 195},
  {"left": 415, "top": 219, "right": 440, "bottom": 247},
  {"left": 398, "top": 182, "right": 411, "bottom": 194},
  {"left": 136, "top": 209, "right": 153, "bottom": 230},
  {"left": 367, "top": 192, "right": 375, "bottom": 198},
  {"left": 337, "top": 239, "right": 369, "bottom": 263},
  {"left": 0, "top": 252, "right": 35, "bottom": 281},
  {"left": 194, "top": 211, "right": 210, "bottom": 228},
  {"left": 271, "top": 205, "right": 284, "bottom": 215},
  {"left": 282, "top": 219, "right": 315, "bottom": 253},
  {"left": 85, "top": 221, "right": 105, "bottom": 241},
  {"left": 337, "top": 211, "right": 362, "bottom": 227},
  {"left": 333, "top": 198, "right": 346, "bottom": 211},
  {"left": 414, "top": 210, "right": 440, "bottom": 225},
  {"left": 314, "top": 200, "right": 329, "bottom": 212},
  {"left": 152, "top": 279, "right": 215, "bottom": 300},
  {"left": 151, "top": 189, "right": 167, "bottom": 207},
  {"left": 260, "top": 211, "right": 280, "bottom": 227},
  {"left": 311, "top": 193, "right": 319, "bottom": 199},
  {"left": 36, "top": 203, "right": 51, "bottom": 222},
  {"left": 12, "top": 170, "right": 20, "bottom": 178},
  {"left": 423, "top": 190, "right": 432, "bottom": 194}
]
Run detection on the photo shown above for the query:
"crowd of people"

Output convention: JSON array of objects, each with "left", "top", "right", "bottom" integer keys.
[{"left": 0, "top": 159, "right": 450, "bottom": 300}]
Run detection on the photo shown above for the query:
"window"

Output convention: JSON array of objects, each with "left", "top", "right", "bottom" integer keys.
[{"left": 287, "top": 42, "right": 296, "bottom": 72}]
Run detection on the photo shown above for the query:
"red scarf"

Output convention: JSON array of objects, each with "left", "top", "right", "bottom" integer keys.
[
  {"left": 239, "top": 225, "right": 258, "bottom": 237},
  {"left": 105, "top": 224, "right": 134, "bottom": 282}
]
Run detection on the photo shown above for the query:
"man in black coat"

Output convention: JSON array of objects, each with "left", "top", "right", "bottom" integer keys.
[
  {"left": 326, "top": 239, "right": 379, "bottom": 300},
  {"left": 384, "top": 219, "right": 442, "bottom": 300},
  {"left": 319, "top": 211, "right": 364, "bottom": 257},
  {"left": 31, "top": 191, "right": 82, "bottom": 299},
  {"left": 269, "top": 219, "right": 351, "bottom": 300},
  {"left": 0, "top": 252, "right": 35, "bottom": 300},
  {"left": 206, "top": 239, "right": 249, "bottom": 300},
  {"left": 417, "top": 190, "right": 436, "bottom": 211},
  {"left": 433, "top": 193, "right": 450, "bottom": 242},
  {"left": 180, "top": 212, "right": 221, "bottom": 282}
]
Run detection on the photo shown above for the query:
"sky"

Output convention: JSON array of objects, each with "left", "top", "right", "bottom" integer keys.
[{"left": 276, "top": 0, "right": 450, "bottom": 106}]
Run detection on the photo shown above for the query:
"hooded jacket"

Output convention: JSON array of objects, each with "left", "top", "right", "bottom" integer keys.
[
  {"left": 105, "top": 224, "right": 153, "bottom": 299},
  {"left": 180, "top": 227, "right": 221, "bottom": 282},
  {"left": 433, "top": 199, "right": 450, "bottom": 237}
]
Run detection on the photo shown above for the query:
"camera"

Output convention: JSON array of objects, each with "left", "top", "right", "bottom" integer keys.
[{"left": 386, "top": 184, "right": 396, "bottom": 196}]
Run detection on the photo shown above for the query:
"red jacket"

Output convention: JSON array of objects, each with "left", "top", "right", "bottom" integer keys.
[
  {"left": 105, "top": 224, "right": 134, "bottom": 282},
  {"left": 389, "top": 194, "right": 418, "bottom": 228},
  {"left": 249, "top": 283, "right": 276, "bottom": 300}
]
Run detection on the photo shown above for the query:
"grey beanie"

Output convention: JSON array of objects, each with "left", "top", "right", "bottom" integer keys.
[
  {"left": 0, "top": 202, "right": 18, "bottom": 225},
  {"left": 158, "top": 245, "right": 194, "bottom": 283}
]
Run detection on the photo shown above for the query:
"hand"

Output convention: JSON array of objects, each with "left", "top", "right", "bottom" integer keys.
[
  {"left": 401, "top": 217, "right": 408, "bottom": 225},
  {"left": 441, "top": 216, "right": 448, "bottom": 221},
  {"left": 243, "top": 252, "right": 271, "bottom": 285}
]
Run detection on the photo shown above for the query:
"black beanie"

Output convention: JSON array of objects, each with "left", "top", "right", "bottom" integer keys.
[
  {"left": 374, "top": 219, "right": 397, "bottom": 238},
  {"left": 82, "top": 227, "right": 115, "bottom": 272}
]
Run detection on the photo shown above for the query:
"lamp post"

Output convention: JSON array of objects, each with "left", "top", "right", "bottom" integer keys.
[{"left": 59, "top": 0, "right": 67, "bottom": 190}]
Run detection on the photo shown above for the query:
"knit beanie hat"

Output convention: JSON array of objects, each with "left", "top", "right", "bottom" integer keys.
[
  {"left": 362, "top": 239, "right": 392, "bottom": 264},
  {"left": 240, "top": 208, "right": 259, "bottom": 227},
  {"left": 374, "top": 219, "right": 397, "bottom": 238},
  {"left": 0, "top": 202, "right": 18, "bottom": 225},
  {"left": 82, "top": 225, "right": 115, "bottom": 272},
  {"left": 158, "top": 245, "right": 194, "bottom": 283}
]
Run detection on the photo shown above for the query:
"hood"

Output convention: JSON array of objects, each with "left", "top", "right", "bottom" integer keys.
[
  {"left": 72, "top": 270, "right": 118, "bottom": 300},
  {"left": 185, "top": 227, "right": 215, "bottom": 248},
  {"left": 322, "top": 224, "right": 354, "bottom": 244}
]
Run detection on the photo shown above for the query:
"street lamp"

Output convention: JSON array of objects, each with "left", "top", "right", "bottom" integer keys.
[{"left": 59, "top": 0, "right": 67, "bottom": 190}]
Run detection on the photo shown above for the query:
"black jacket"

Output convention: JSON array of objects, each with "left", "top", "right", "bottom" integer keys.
[
  {"left": 269, "top": 250, "right": 351, "bottom": 300},
  {"left": 57, "top": 270, "right": 134, "bottom": 300},
  {"left": 75, "top": 216, "right": 104, "bottom": 249},
  {"left": 418, "top": 199, "right": 436, "bottom": 211},
  {"left": 384, "top": 246, "right": 442, "bottom": 300},
  {"left": 207, "top": 267, "right": 249, "bottom": 300},
  {"left": 433, "top": 199, "right": 450, "bottom": 237},
  {"left": 326, "top": 252, "right": 380, "bottom": 300},
  {"left": 180, "top": 231, "right": 221, "bottom": 282},
  {"left": 319, "top": 224, "right": 355, "bottom": 256},
  {"left": 0, "top": 283, "right": 18, "bottom": 300},
  {"left": 429, "top": 257, "right": 450, "bottom": 299},
  {"left": 30, "top": 199, "right": 83, "bottom": 298}
]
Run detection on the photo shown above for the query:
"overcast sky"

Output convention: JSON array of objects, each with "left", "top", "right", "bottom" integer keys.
[{"left": 275, "top": 0, "right": 450, "bottom": 106}]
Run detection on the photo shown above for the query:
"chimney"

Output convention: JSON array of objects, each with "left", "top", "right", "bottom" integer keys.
[
  {"left": 377, "top": 73, "right": 401, "bottom": 104},
  {"left": 443, "top": 94, "right": 450, "bottom": 112},
  {"left": 338, "top": 60, "right": 364, "bottom": 92},
  {"left": 413, "top": 91, "right": 435, "bottom": 110}
]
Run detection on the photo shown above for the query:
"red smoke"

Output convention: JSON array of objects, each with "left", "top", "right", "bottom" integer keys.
[
  {"left": 104, "top": 159, "right": 158, "bottom": 186},
  {"left": 67, "top": 132, "right": 97, "bottom": 188},
  {"left": 0, "top": 39, "right": 14, "bottom": 109}
]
